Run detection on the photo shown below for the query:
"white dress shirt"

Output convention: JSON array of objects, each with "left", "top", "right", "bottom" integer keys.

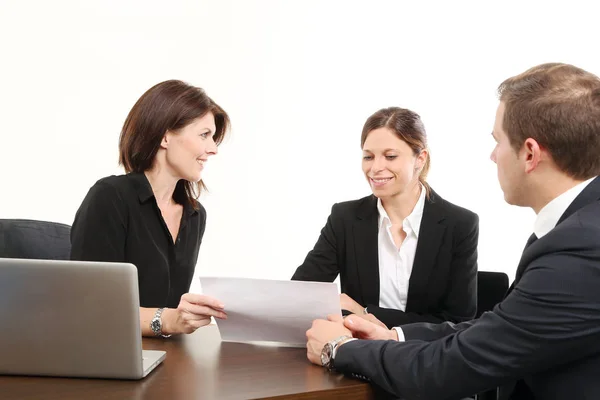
[
  {"left": 377, "top": 185, "right": 426, "bottom": 311},
  {"left": 394, "top": 176, "right": 597, "bottom": 342}
]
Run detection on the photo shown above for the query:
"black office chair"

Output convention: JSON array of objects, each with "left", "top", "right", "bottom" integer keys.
[
  {"left": 0, "top": 219, "right": 71, "bottom": 260},
  {"left": 474, "top": 271, "right": 509, "bottom": 400},
  {"left": 477, "top": 271, "right": 509, "bottom": 318}
]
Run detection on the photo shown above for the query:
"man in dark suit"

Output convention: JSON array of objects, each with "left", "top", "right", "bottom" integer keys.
[{"left": 306, "top": 62, "right": 600, "bottom": 400}]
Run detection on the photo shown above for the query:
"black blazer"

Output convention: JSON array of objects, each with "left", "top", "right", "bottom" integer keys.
[
  {"left": 334, "top": 177, "right": 600, "bottom": 400},
  {"left": 292, "top": 189, "right": 479, "bottom": 328}
]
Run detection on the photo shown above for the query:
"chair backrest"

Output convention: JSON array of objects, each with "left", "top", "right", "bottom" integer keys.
[
  {"left": 0, "top": 219, "right": 71, "bottom": 260},
  {"left": 475, "top": 271, "right": 509, "bottom": 400},
  {"left": 476, "top": 271, "right": 509, "bottom": 318}
]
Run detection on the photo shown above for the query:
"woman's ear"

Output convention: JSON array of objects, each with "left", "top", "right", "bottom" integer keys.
[
  {"left": 415, "top": 149, "right": 428, "bottom": 170},
  {"left": 160, "top": 131, "right": 171, "bottom": 150}
]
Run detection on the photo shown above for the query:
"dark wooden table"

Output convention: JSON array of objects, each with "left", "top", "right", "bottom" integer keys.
[{"left": 0, "top": 325, "right": 373, "bottom": 399}]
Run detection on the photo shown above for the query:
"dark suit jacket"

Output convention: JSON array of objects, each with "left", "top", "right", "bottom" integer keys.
[
  {"left": 292, "top": 189, "right": 479, "bottom": 328},
  {"left": 334, "top": 177, "right": 600, "bottom": 400}
]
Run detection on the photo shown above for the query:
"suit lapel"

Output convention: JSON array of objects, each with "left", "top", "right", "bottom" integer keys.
[
  {"left": 506, "top": 233, "right": 538, "bottom": 294},
  {"left": 406, "top": 191, "right": 446, "bottom": 311},
  {"left": 353, "top": 196, "right": 380, "bottom": 306}
]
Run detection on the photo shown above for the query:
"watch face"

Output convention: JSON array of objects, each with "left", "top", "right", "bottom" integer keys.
[
  {"left": 150, "top": 318, "right": 161, "bottom": 333},
  {"left": 320, "top": 343, "right": 333, "bottom": 367}
]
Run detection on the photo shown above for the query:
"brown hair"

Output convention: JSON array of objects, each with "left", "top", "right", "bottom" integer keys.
[
  {"left": 360, "top": 107, "right": 431, "bottom": 195},
  {"left": 119, "top": 80, "right": 230, "bottom": 208},
  {"left": 498, "top": 63, "right": 600, "bottom": 180}
]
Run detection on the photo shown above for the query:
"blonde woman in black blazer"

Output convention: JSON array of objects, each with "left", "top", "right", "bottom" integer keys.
[{"left": 292, "top": 107, "right": 479, "bottom": 329}]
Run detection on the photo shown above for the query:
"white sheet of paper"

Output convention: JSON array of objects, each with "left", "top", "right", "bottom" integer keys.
[{"left": 199, "top": 277, "right": 340, "bottom": 346}]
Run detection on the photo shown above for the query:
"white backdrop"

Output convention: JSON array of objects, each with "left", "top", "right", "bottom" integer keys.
[{"left": 1, "top": 0, "right": 599, "bottom": 293}]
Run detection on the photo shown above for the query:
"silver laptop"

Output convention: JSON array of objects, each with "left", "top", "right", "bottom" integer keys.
[{"left": 0, "top": 258, "right": 165, "bottom": 379}]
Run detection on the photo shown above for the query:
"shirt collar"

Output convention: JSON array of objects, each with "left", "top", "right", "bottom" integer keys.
[
  {"left": 377, "top": 184, "right": 426, "bottom": 237},
  {"left": 534, "top": 177, "right": 596, "bottom": 238},
  {"left": 127, "top": 172, "right": 197, "bottom": 216},
  {"left": 128, "top": 172, "right": 155, "bottom": 203}
]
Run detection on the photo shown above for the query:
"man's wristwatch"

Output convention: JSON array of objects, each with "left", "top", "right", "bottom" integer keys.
[
  {"left": 150, "top": 307, "right": 171, "bottom": 338},
  {"left": 321, "top": 335, "right": 352, "bottom": 371}
]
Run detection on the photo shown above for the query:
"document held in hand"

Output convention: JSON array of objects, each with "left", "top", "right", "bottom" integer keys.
[{"left": 199, "top": 277, "right": 340, "bottom": 346}]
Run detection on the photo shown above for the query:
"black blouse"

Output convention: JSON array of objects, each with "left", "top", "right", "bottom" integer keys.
[{"left": 70, "top": 172, "right": 206, "bottom": 308}]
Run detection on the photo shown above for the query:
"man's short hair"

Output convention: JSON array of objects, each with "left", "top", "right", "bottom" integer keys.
[{"left": 498, "top": 63, "right": 600, "bottom": 180}]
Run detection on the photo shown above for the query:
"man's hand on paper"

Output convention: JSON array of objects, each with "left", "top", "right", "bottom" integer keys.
[
  {"left": 343, "top": 315, "right": 398, "bottom": 341},
  {"left": 339, "top": 293, "right": 364, "bottom": 315},
  {"left": 163, "top": 293, "right": 227, "bottom": 335},
  {"left": 306, "top": 314, "right": 352, "bottom": 366}
]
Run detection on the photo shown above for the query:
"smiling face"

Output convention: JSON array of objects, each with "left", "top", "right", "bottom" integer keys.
[
  {"left": 162, "top": 112, "right": 218, "bottom": 182},
  {"left": 362, "top": 127, "right": 426, "bottom": 199}
]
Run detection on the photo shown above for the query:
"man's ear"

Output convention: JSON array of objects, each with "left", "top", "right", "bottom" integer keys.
[{"left": 523, "top": 138, "right": 542, "bottom": 173}]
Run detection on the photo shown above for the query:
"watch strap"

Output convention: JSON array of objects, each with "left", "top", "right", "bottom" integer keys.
[
  {"left": 326, "top": 335, "right": 352, "bottom": 371},
  {"left": 151, "top": 307, "right": 172, "bottom": 338}
]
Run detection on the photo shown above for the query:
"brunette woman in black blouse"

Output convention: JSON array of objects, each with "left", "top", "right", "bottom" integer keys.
[{"left": 70, "top": 80, "right": 230, "bottom": 337}]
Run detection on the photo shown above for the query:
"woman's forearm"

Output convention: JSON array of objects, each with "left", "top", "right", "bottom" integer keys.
[{"left": 140, "top": 307, "right": 159, "bottom": 337}]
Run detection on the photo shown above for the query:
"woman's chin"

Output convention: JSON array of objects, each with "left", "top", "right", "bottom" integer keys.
[
  {"left": 371, "top": 187, "right": 388, "bottom": 197},
  {"left": 180, "top": 173, "right": 202, "bottom": 183}
]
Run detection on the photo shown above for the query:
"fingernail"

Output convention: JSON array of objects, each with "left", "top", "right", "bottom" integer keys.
[
  {"left": 347, "top": 318, "right": 354, "bottom": 325},
  {"left": 218, "top": 304, "right": 225, "bottom": 309}
]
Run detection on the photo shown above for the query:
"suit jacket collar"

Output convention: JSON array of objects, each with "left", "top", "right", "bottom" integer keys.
[
  {"left": 352, "top": 190, "right": 448, "bottom": 309},
  {"left": 534, "top": 177, "right": 596, "bottom": 238},
  {"left": 355, "top": 195, "right": 378, "bottom": 220},
  {"left": 557, "top": 176, "right": 600, "bottom": 225}
]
